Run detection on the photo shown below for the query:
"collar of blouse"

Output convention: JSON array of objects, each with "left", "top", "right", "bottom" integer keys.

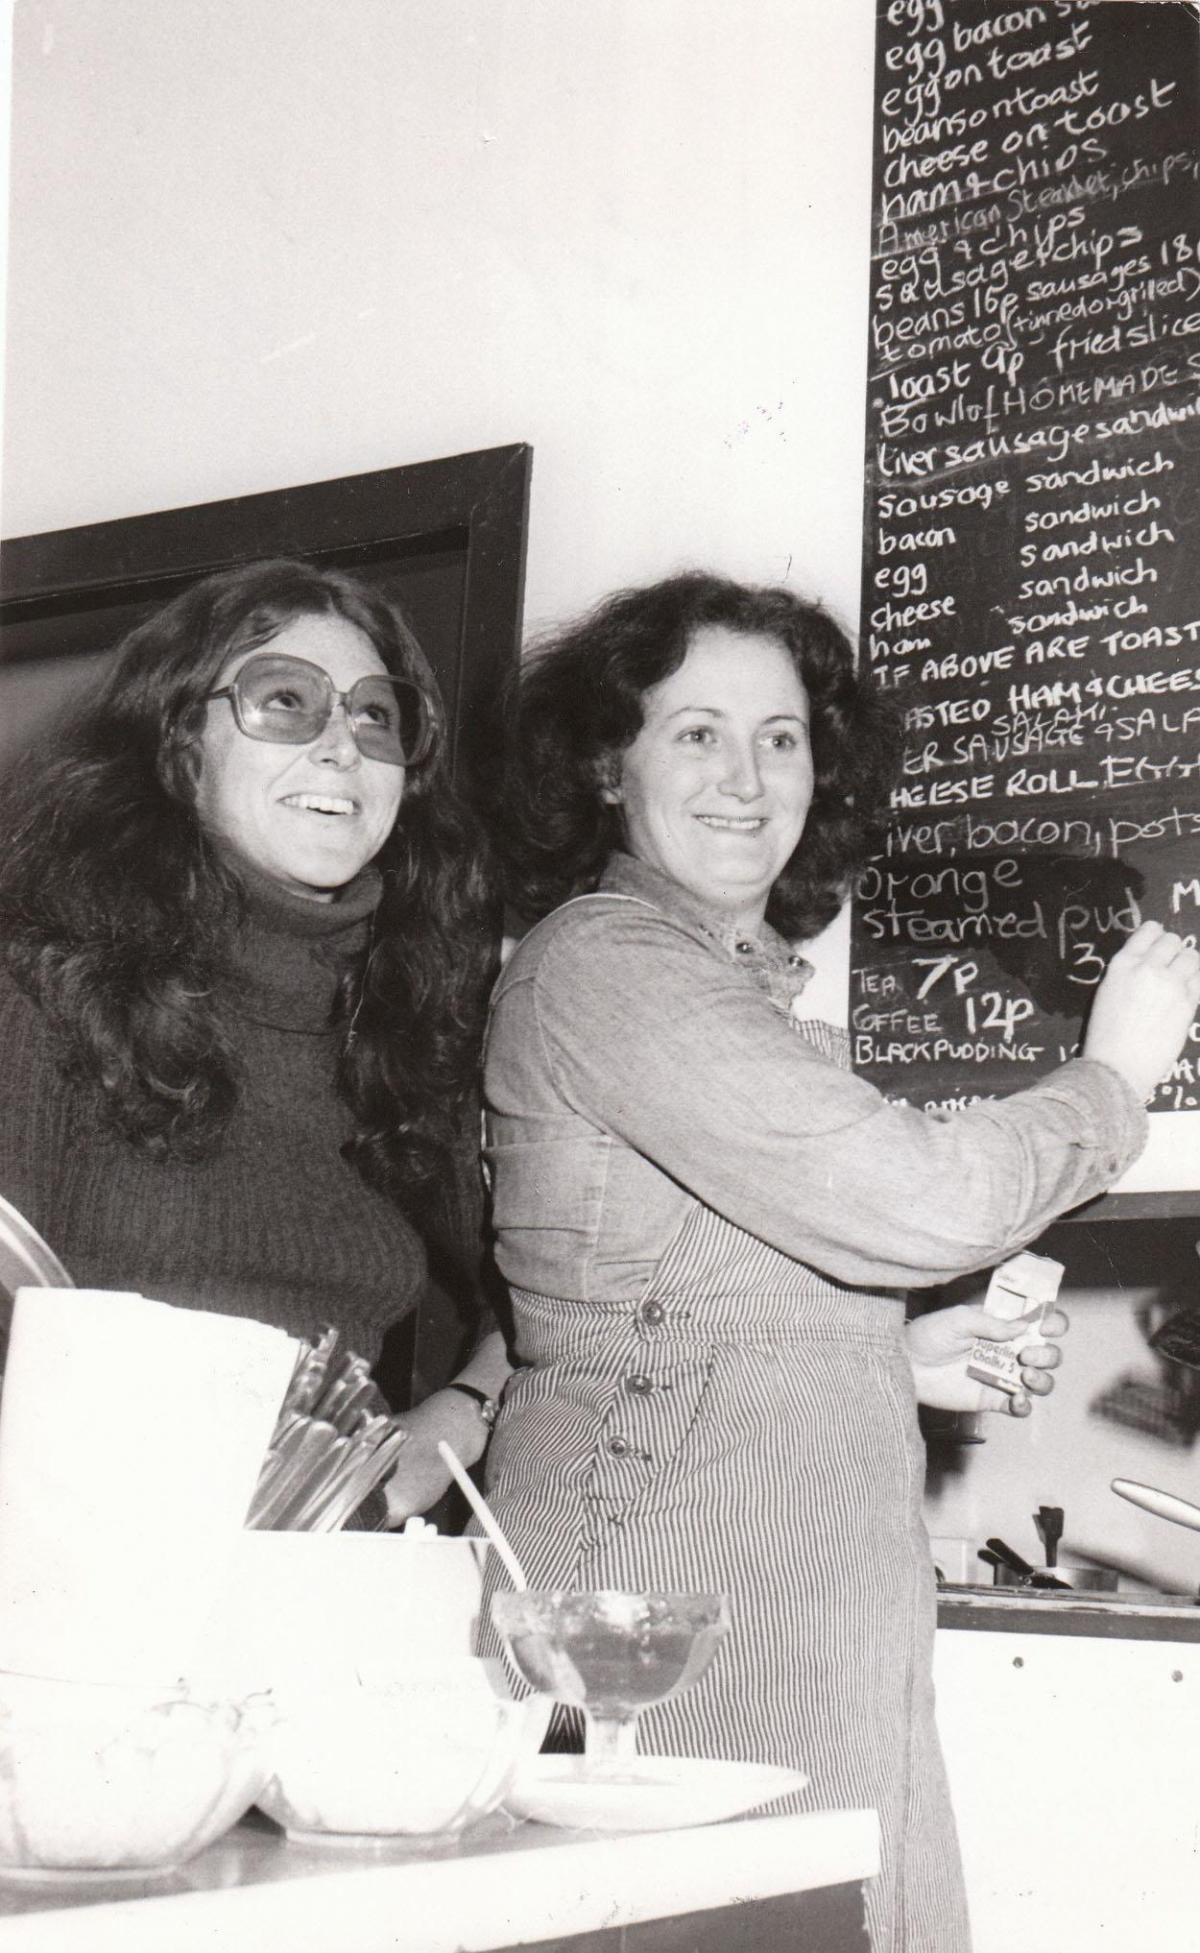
[{"left": 599, "top": 851, "right": 815, "bottom": 1018}]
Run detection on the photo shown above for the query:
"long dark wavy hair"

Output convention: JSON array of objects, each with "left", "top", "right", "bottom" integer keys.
[
  {"left": 500, "top": 571, "right": 900, "bottom": 939},
  {"left": 0, "top": 558, "right": 496, "bottom": 1213}
]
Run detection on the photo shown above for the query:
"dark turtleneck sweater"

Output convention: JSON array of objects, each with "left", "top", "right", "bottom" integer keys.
[{"left": 0, "top": 866, "right": 431, "bottom": 1371}]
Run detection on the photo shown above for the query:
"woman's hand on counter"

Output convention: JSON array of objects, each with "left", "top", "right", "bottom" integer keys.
[
  {"left": 380, "top": 1331, "right": 514, "bottom": 1529},
  {"left": 381, "top": 1388, "right": 490, "bottom": 1527},
  {"left": 906, "top": 1302, "right": 1069, "bottom": 1419}
]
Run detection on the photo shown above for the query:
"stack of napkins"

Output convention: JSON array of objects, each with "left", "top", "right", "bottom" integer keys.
[{"left": 0, "top": 1287, "right": 298, "bottom": 1685}]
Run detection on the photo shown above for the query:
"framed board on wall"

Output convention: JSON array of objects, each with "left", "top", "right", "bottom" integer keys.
[
  {"left": 853, "top": 1, "right": 1200, "bottom": 1218},
  {"left": 0, "top": 442, "right": 532, "bottom": 795}
]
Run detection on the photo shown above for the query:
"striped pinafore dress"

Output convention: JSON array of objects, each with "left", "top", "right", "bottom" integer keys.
[{"left": 479, "top": 1011, "right": 971, "bottom": 1953}]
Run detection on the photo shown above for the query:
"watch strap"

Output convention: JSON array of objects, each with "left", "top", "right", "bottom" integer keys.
[{"left": 445, "top": 1381, "right": 498, "bottom": 1427}]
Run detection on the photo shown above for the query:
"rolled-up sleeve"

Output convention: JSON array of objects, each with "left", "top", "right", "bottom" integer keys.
[{"left": 519, "top": 904, "right": 1147, "bottom": 1291}]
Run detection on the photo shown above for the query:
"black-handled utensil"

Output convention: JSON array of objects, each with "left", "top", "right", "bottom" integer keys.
[
  {"left": 986, "top": 1535, "right": 1034, "bottom": 1577},
  {"left": 977, "top": 1546, "right": 1020, "bottom": 1584},
  {"left": 986, "top": 1536, "right": 1070, "bottom": 1590},
  {"left": 1037, "top": 1505, "right": 1064, "bottom": 1569}
]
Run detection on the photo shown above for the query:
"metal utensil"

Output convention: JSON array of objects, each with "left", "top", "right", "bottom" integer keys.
[
  {"left": 248, "top": 1417, "right": 346, "bottom": 1529},
  {"left": 978, "top": 1546, "right": 1017, "bottom": 1583},
  {"left": 307, "top": 1424, "right": 411, "bottom": 1532},
  {"left": 279, "top": 1326, "right": 339, "bottom": 1416},
  {"left": 1037, "top": 1505, "right": 1064, "bottom": 1569},
  {"left": 985, "top": 1536, "right": 1035, "bottom": 1579},
  {"left": 985, "top": 1536, "right": 1070, "bottom": 1590}
]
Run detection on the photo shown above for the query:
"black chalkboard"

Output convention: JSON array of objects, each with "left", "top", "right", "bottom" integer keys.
[{"left": 852, "top": 0, "right": 1200, "bottom": 1198}]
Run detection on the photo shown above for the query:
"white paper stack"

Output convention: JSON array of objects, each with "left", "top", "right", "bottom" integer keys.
[{"left": 0, "top": 1287, "right": 299, "bottom": 1685}]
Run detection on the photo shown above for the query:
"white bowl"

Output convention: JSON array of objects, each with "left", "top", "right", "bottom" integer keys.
[
  {"left": 0, "top": 1670, "right": 270, "bottom": 1878},
  {"left": 257, "top": 1661, "right": 552, "bottom": 1840}
]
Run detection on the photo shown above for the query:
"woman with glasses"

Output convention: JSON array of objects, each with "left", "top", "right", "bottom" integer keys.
[{"left": 0, "top": 558, "right": 509, "bottom": 1521}]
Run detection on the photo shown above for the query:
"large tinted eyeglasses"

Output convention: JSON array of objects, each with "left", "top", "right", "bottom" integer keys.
[{"left": 206, "top": 653, "right": 437, "bottom": 767}]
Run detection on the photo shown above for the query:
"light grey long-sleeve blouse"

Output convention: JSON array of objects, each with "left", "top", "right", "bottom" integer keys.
[{"left": 484, "top": 853, "right": 1147, "bottom": 1301}]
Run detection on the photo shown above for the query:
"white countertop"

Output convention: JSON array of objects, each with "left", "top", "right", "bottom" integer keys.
[{"left": 0, "top": 1807, "right": 880, "bottom": 1953}]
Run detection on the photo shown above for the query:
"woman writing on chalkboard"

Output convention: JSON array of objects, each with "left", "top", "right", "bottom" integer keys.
[{"left": 476, "top": 572, "right": 1200, "bottom": 1953}]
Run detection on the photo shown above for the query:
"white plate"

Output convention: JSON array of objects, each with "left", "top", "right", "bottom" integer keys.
[{"left": 504, "top": 1755, "right": 808, "bottom": 1832}]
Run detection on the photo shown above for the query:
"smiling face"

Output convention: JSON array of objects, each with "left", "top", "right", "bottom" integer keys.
[
  {"left": 192, "top": 612, "right": 406, "bottom": 900},
  {"left": 609, "top": 624, "right": 813, "bottom": 933}
]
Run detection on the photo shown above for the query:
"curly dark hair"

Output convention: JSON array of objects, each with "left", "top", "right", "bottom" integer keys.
[
  {"left": 499, "top": 571, "right": 900, "bottom": 940},
  {"left": 0, "top": 558, "right": 496, "bottom": 1213}
]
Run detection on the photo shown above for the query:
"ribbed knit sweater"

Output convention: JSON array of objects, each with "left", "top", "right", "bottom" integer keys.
[{"left": 0, "top": 868, "right": 428, "bottom": 1368}]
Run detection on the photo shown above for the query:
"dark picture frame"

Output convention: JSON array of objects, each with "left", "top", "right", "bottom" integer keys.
[{"left": 0, "top": 442, "right": 533, "bottom": 790}]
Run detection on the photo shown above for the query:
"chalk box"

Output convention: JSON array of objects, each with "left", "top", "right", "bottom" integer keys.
[{"left": 965, "top": 1250, "right": 1064, "bottom": 1397}]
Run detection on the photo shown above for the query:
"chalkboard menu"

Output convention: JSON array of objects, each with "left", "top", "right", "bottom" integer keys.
[{"left": 852, "top": 0, "right": 1200, "bottom": 1190}]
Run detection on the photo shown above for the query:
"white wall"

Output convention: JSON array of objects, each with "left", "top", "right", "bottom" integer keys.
[
  {"left": 3, "top": 0, "right": 876, "bottom": 643},
  {"left": 3, "top": 0, "right": 874, "bottom": 1011}
]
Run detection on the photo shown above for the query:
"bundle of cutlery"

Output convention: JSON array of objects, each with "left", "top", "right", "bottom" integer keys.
[{"left": 246, "top": 1328, "right": 408, "bottom": 1531}]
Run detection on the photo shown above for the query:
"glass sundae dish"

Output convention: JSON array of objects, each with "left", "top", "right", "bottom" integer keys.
[{"left": 491, "top": 1589, "right": 731, "bottom": 1779}]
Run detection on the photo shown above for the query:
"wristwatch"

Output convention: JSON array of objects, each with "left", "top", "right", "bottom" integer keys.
[{"left": 445, "top": 1381, "right": 498, "bottom": 1428}]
